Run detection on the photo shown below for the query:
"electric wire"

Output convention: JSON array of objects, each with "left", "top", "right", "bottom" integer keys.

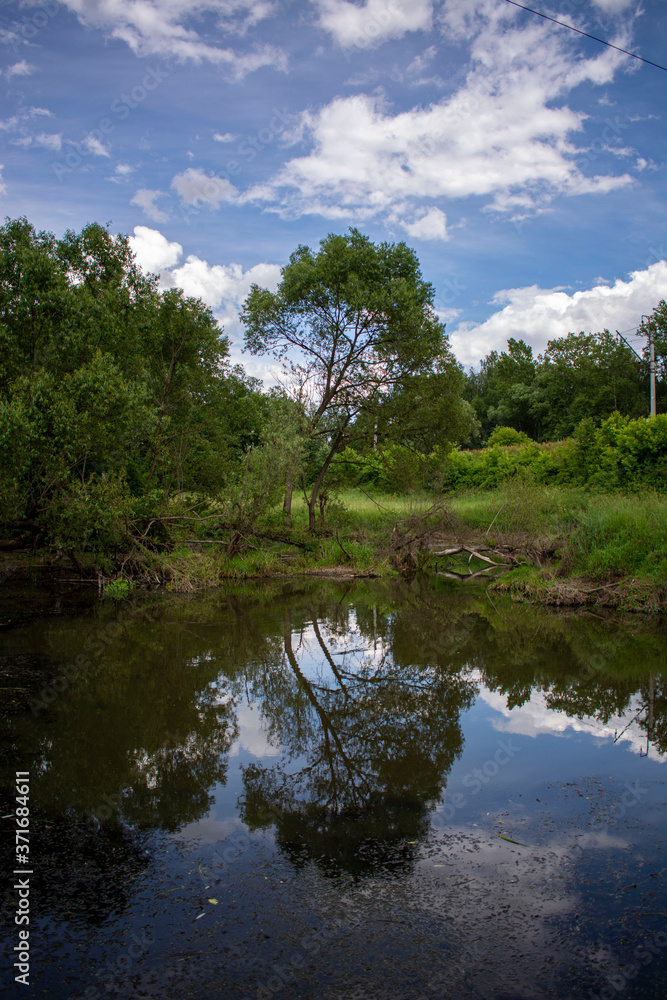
[{"left": 502, "top": 0, "right": 667, "bottom": 73}]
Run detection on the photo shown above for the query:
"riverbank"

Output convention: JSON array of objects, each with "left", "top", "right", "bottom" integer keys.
[{"left": 1, "top": 486, "right": 665, "bottom": 612}]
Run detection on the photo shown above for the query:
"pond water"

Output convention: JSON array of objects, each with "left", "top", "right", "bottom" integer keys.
[{"left": 0, "top": 578, "right": 665, "bottom": 1000}]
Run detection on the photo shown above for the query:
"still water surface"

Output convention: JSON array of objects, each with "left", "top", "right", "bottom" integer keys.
[{"left": 0, "top": 578, "right": 665, "bottom": 999}]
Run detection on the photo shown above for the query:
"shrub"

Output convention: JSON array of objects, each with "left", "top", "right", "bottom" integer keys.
[{"left": 486, "top": 426, "right": 531, "bottom": 447}]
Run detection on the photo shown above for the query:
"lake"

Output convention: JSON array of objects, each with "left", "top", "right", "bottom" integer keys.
[{"left": 0, "top": 577, "right": 665, "bottom": 999}]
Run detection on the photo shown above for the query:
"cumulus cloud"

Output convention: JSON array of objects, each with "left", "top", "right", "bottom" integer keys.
[
  {"left": 79, "top": 134, "right": 110, "bottom": 157},
  {"left": 10, "top": 131, "right": 62, "bottom": 151},
  {"left": 171, "top": 167, "right": 239, "bottom": 207},
  {"left": 58, "top": 1, "right": 286, "bottom": 77},
  {"left": 109, "top": 162, "right": 134, "bottom": 182},
  {"left": 401, "top": 206, "right": 448, "bottom": 241},
  {"left": 449, "top": 259, "right": 667, "bottom": 368},
  {"left": 131, "top": 187, "right": 169, "bottom": 222},
  {"left": 213, "top": 131, "right": 237, "bottom": 143},
  {"left": 166, "top": 256, "right": 282, "bottom": 311},
  {"left": 247, "top": 8, "right": 635, "bottom": 233},
  {"left": 479, "top": 685, "right": 663, "bottom": 761},
  {"left": 126, "top": 225, "right": 281, "bottom": 379},
  {"left": 592, "top": 0, "right": 635, "bottom": 12},
  {"left": 6, "top": 60, "right": 36, "bottom": 79},
  {"left": 34, "top": 131, "right": 62, "bottom": 151},
  {"left": 317, "top": 0, "right": 432, "bottom": 49},
  {"left": 129, "top": 225, "right": 183, "bottom": 273}
]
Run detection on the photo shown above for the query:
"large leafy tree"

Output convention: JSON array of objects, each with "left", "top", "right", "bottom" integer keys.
[
  {"left": 0, "top": 217, "right": 256, "bottom": 558},
  {"left": 241, "top": 228, "right": 449, "bottom": 530}
]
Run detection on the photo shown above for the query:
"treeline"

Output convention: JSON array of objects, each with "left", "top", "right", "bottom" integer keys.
[
  {"left": 0, "top": 216, "right": 665, "bottom": 568},
  {"left": 464, "top": 317, "right": 667, "bottom": 442}
]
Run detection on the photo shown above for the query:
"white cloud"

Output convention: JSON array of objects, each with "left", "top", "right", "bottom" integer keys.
[
  {"left": 449, "top": 260, "right": 667, "bottom": 368},
  {"left": 126, "top": 226, "right": 281, "bottom": 380},
  {"left": 213, "top": 132, "right": 237, "bottom": 143},
  {"left": 479, "top": 684, "right": 664, "bottom": 762},
  {"left": 9, "top": 130, "right": 62, "bottom": 151},
  {"left": 317, "top": 0, "right": 433, "bottom": 49},
  {"left": 58, "top": 1, "right": 286, "bottom": 77},
  {"left": 109, "top": 162, "right": 135, "bottom": 182},
  {"left": 592, "top": 0, "right": 635, "bottom": 12},
  {"left": 34, "top": 131, "right": 62, "bottom": 151},
  {"left": 401, "top": 206, "right": 449, "bottom": 241},
  {"left": 131, "top": 188, "right": 169, "bottom": 222},
  {"left": 171, "top": 167, "right": 239, "bottom": 207},
  {"left": 6, "top": 60, "right": 36, "bottom": 79},
  {"left": 79, "top": 134, "right": 111, "bottom": 157},
  {"left": 247, "top": 10, "right": 635, "bottom": 231},
  {"left": 167, "top": 255, "right": 282, "bottom": 311},
  {"left": 129, "top": 225, "right": 183, "bottom": 273}
]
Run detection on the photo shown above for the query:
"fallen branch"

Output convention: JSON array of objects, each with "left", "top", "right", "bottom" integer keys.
[
  {"left": 334, "top": 530, "right": 352, "bottom": 562},
  {"left": 432, "top": 544, "right": 512, "bottom": 567}
]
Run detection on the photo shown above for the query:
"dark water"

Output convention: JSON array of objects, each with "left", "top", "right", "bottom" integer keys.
[{"left": 0, "top": 577, "right": 666, "bottom": 1000}]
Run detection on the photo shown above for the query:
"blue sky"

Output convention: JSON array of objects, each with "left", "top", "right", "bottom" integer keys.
[{"left": 1, "top": 0, "right": 665, "bottom": 380}]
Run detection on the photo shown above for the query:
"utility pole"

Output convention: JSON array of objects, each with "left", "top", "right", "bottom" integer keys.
[
  {"left": 616, "top": 319, "right": 657, "bottom": 418},
  {"left": 643, "top": 315, "right": 657, "bottom": 418}
]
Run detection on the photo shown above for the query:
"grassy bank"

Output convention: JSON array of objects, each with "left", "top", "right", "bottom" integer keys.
[{"left": 3, "top": 485, "right": 665, "bottom": 612}]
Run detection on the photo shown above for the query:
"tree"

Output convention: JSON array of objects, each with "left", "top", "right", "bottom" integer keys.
[
  {"left": 241, "top": 228, "right": 447, "bottom": 530},
  {"left": 0, "top": 217, "right": 254, "bottom": 560},
  {"left": 536, "top": 330, "right": 644, "bottom": 438}
]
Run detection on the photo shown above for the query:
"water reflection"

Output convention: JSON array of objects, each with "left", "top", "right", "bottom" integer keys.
[
  {"left": 0, "top": 583, "right": 664, "bottom": 850},
  {"left": 239, "top": 604, "right": 477, "bottom": 875},
  {"left": 0, "top": 580, "right": 666, "bottom": 999}
]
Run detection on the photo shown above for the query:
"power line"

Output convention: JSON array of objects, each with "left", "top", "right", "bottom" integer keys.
[{"left": 502, "top": 0, "right": 667, "bottom": 73}]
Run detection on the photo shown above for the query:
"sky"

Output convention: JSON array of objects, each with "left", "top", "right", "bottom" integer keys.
[{"left": 1, "top": 0, "right": 666, "bottom": 381}]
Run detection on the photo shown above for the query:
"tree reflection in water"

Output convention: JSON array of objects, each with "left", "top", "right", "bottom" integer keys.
[{"left": 239, "top": 604, "right": 478, "bottom": 876}]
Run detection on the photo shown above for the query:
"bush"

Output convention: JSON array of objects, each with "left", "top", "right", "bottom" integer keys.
[{"left": 486, "top": 426, "right": 531, "bottom": 447}]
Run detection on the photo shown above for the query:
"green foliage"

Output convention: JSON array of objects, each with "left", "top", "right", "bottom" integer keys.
[
  {"left": 0, "top": 217, "right": 265, "bottom": 561},
  {"left": 466, "top": 329, "right": 652, "bottom": 443},
  {"left": 51, "top": 475, "right": 134, "bottom": 556},
  {"left": 486, "top": 426, "right": 531, "bottom": 447},
  {"left": 565, "top": 492, "right": 667, "bottom": 582},
  {"left": 104, "top": 578, "right": 134, "bottom": 600},
  {"left": 241, "top": 227, "right": 456, "bottom": 529},
  {"left": 441, "top": 413, "right": 667, "bottom": 494}
]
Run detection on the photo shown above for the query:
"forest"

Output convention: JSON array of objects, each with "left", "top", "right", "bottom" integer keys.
[{"left": 1, "top": 216, "right": 666, "bottom": 602}]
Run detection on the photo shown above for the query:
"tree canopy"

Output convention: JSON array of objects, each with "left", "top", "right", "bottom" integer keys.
[{"left": 241, "top": 227, "right": 462, "bottom": 528}]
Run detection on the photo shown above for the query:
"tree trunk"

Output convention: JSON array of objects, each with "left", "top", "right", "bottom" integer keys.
[
  {"left": 283, "top": 469, "right": 293, "bottom": 528},
  {"left": 307, "top": 421, "right": 349, "bottom": 531}
]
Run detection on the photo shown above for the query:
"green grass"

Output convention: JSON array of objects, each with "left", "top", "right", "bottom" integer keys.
[
  {"left": 132, "top": 485, "right": 667, "bottom": 593},
  {"left": 566, "top": 491, "right": 667, "bottom": 582},
  {"left": 447, "top": 483, "right": 586, "bottom": 535},
  {"left": 439, "top": 483, "right": 667, "bottom": 587}
]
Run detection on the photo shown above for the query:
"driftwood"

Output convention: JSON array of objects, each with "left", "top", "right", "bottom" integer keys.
[
  {"left": 437, "top": 565, "right": 511, "bottom": 582},
  {"left": 432, "top": 544, "right": 518, "bottom": 566},
  {"left": 432, "top": 543, "right": 527, "bottom": 580}
]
